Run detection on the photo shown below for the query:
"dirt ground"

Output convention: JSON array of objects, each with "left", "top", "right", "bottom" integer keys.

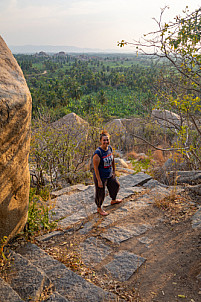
[{"left": 35, "top": 190, "right": 201, "bottom": 302}]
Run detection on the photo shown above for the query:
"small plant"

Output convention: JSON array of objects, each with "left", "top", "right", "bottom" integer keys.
[
  {"left": 0, "top": 236, "right": 11, "bottom": 278},
  {"left": 131, "top": 157, "right": 152, "bottom": 174},
  {"left": 0, "top": 236, "right": 8, "bottom": 262},
  {"left": 24, "top": 188, "right": 57, "bottom": 239}
]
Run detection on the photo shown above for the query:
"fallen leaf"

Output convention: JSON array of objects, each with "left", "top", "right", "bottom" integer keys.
[
  {"left": 86, "top": 279, "right": 91, "bottom": 282},
  {"left": 178, "top": 294, "right": 186, "bottom": 298},
  {"left": 60, "top": 242, "right": 68, "bottom": 246}
]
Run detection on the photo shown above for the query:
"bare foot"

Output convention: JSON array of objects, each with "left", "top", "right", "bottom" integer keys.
[
  {"left": 111, "top": 199, "right": 122, "bottom": 205},
  {"left": 97, "top": 208, "right": 109, "bottom": 216}
]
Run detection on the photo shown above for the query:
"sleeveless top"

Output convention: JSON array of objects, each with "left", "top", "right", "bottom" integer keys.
[{"left": 94, "top": 146, "right": 113, "bottom": 179}]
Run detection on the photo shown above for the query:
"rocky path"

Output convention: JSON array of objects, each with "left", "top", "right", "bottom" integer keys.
[{"left": 1, "top": 173, "right": 201, "bottom": 301}]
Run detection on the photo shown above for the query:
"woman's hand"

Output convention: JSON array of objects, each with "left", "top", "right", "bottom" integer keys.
[{"left": 98, "top": 180, "right": 103, "bottom": 188}]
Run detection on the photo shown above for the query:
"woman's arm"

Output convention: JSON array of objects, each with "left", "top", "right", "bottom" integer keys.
[
  {"left": 112, "top": 157, "right": 116, "bottom": 177},
  {"left": 93, "top": 154, "right": 103, "bottom": 188}
]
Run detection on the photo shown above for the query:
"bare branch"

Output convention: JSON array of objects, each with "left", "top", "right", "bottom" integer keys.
[
  {"left": 128, "top": 132, "right": 189, "bottom": 152},
  {"left": 189, "top": 114, "right": 201, "bottom": 137}
]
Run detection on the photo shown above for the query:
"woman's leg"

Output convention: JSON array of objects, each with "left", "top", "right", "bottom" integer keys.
[
  {"left": 94, "top": 175, "right": 108, "bottom": 215},
  {"left": 106, "top": 176, "right": 120, "bottom": 201},
  {"left": 93, "top": 174, "right": 106, "bottom": 208}
]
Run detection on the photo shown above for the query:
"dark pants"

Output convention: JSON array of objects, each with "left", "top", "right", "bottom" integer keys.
[{"left": 93, "top": 174, "right": 120, "bottom": 208}]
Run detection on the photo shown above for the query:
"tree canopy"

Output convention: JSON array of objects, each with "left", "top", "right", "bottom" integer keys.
[{"left": 119, "top": 7, "right": 201, "bottom": 169}]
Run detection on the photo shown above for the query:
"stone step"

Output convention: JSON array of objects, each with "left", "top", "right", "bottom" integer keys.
[
  {"left": 4, "top": 250, "right": 52, "bottom": 301},
  {"left": 51, "top": 184, "right": 92, "bottom": 198},
  {"left": 48, "top": 173, "right": 152, "bottom": 230},
  {"left": 192, "top": 206, "right": 201, "bottom": 229},
  {"left": 0, "top": 277, "right": 24, "bottom": 302},
  {"left": 37, "top": 176, "right": 179, "bottom": 243},
  {"left": 79, "top": 236, "right": 146, "bottom": 281},
  {"left": 16, "top": 242, "right": 120, "bottom": 302},
  {"left": 118, "top": 172, "right": 152, "bottom": 188}
]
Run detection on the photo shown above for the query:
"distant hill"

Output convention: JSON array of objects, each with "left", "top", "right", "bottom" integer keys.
[{"left": 9, "top": 44, "right": 125, "bottom": 54}]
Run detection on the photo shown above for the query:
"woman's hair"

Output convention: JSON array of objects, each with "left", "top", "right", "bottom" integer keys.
[{"left": 100, "top": 130, "right": 110, "bottom": 141}]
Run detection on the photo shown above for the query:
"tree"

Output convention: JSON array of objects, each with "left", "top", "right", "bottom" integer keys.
[
  {"left": 97, "top": 90, "right": 107, "bottom": 105},
  {"left": 30, "top": 116, "right": 92, "bottom": 190},
  {"left": 119, "top": 7, "right": 201, "bottom": 168}
]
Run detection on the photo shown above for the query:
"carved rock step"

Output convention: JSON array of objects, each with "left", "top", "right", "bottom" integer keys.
[
  {"left": 192, "top": 206, "right": 201, "bottom": 229},
  {"left": 0, "top": 277, "right": 24, "bottom": 302},
  {"left": 118, "top": 172, "right": 152, "bottom": 188},
  {"left": 3, "top": 250, "right": 53, "bottom": 302},
  {"left": 51, "top": 184, "right": 90, "bottom": 198},
  {"left": 1, "top": 252, "right": 69, "bottom": 301},
  {"left": 16, "top": 242, "right": 120, "bottom": 302},
  {"left": 49, "top": 173, "right": 152, "bottom": 228}
]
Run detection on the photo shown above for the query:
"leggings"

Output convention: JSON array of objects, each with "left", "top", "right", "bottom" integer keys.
[{"left": 93, "top": 174, "right": 120, "bottom": 208}]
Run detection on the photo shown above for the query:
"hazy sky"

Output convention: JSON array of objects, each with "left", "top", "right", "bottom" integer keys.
[{"left": 0, "top": 0, "right": 200, "bottom": 50}]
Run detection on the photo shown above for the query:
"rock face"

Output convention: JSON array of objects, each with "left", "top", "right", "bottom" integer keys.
[
  {"left": 166, "top": 171, "right": 201, "bottom": 185},
  {"left": 152, "top": 109, "right": 181, "bottom": 129},
  {"left": 52, "top": 112, "right": 88, "bottom": 130},
  {"left": 105, "top": 118, "right": 128, "bottom": 149},
  {"left": 0, "top": 36, "right": 32, "bottom": 240},
  {"left": 52, "top": 112, "right": 89, "bottom": 140}
]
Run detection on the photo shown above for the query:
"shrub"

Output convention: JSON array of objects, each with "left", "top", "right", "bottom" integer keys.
[{"left": 23, "top": 188, "right": 57, "bottom": 239}]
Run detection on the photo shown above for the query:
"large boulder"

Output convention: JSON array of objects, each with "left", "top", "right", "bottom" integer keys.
[
  {"left": 104, "top": 119, "right": 128, "bottom": 149},
  {"left": 166, "top": 171, "right": 201, "bottom": 185},
  {"left": 121, "top": 117, "right": 145, "bottom": 135},
  {"left": 0, "top": 36, "right": 32, "bottom": 240},
  {"left": 152, "top": 109, "right": 181, "bottom": 129},
  {"left": 162, "top": 158, "right": 190, "bottom": 172},
  {"left": 52, "top": 112, "right": 88, "bottom": 129},
  {"left": 52, "top": 112, "right": 89, "bottom": 139}
]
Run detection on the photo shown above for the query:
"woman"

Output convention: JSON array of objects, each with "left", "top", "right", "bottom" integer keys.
[{"left": 93, "top": 130, "right": 121, "bottom": 216}]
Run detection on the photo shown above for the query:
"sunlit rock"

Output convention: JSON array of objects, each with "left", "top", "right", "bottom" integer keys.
[{"left": 0, "top": 36, "right": 32, "bottom": 240}]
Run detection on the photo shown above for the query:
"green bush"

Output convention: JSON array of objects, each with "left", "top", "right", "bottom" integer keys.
[{"left": 24, "top": 188, "right": 57, "bottom": 239}]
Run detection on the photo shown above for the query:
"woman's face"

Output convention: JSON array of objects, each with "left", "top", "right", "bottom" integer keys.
[{"left": 100, "top": 135, "right": 110, "bottom": 148}]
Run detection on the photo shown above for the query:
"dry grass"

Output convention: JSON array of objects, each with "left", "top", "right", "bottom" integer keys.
[
  {"left": 113, "top": 150, "right": 122, "bottom": 157},
  {"left": 154, "top": 190, "right": 197, "bottom": 223},
  {"left": 45, "top": 241, "right": 139, "bottom": 301},
  {"left": 127, "top": 147, "right": 168, "bottom": 164},
  {"left": 126, "top": 150, "right": 139, "bottom": 160},
  {"left": 152, "top": 149, "right": 165, "bottom": 163}
]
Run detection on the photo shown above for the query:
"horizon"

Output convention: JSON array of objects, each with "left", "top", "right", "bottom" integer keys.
[{"left": 9, "top": 43, "right": 136, "bottom": 54}]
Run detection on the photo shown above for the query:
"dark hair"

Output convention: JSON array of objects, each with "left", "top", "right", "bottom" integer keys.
[{"left": 100, "top": 130, "right": 110, "bottom": 141}]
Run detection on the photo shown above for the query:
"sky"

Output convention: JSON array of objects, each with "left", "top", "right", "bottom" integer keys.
[{"left": 0, "top": 0, "right": 200, "bottom": 51}]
